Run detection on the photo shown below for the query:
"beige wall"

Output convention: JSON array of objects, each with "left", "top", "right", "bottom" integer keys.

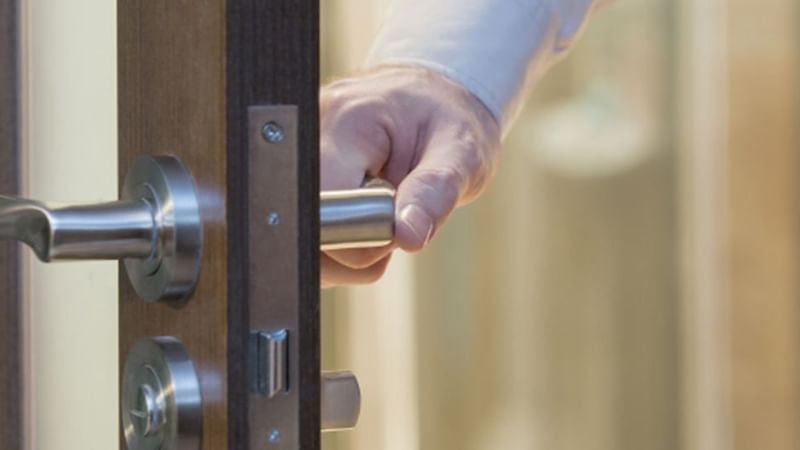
[{"left": 24, "top": 1, "right": 118, "bottom": 449}]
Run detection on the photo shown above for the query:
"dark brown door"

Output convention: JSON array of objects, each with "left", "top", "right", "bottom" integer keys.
[
  {"left": 0, "top": 0, "right": 21, "bottom": 448},
  {"left": 118, "top": 2, "right": 320, "bottom": 450}
]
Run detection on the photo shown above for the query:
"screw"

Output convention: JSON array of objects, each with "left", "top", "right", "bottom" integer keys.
[
  {"left": 267, "top": 212, "right": 280, "bottom": 226},
  {"left": 262, "top": 122, "right": 285, "bottom": 143},
  {"left": 268, "top": 430, "right": 281, "bottom": 444}
]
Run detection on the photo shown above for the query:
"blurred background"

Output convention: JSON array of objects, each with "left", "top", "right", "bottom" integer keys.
[{"left": 320, "top": 1, "right": 800, "bottom": 450}]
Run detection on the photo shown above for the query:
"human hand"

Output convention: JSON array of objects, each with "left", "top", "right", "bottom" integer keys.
[{"left": 320, "top": 66, "right": 501, "bottom": 287}]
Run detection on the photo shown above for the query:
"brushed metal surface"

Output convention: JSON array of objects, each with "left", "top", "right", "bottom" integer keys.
[
  {"left": 320, "top": 182, "right": 395, "bottom": 251},
  {"left": 320, "top": 371, "right": 361, "bottom": 432},
  {"left": 0, "top": 155, "right": 202, "bottom": 301},
  {"left": 248, "top": 105, "right": 303, "bottom": 450},
  {"left": 122, "top": 337, "right": 203, "bottom": 450}
]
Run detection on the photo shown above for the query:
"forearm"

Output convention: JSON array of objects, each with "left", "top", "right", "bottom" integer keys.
[{"left": 366, "top": 0, "right": 603, "bottom": 131}]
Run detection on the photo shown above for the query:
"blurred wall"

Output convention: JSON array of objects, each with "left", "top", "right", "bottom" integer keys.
[
  {"left": 24, "top": 1, "right": 118, "bottom": 449},
  {"left": 413, "top": 3, "right": 679, "bottom": 449},
  {"left": 727, "top": 1, "right": 800, "bottom": 448},
  {"left": 322, "top": 1, "right": 800, "bottom": 450}
]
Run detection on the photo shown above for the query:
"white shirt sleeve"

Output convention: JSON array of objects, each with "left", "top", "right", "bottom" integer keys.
[{"left": 365, "top": 0, "right": 604, "bottom": 130}]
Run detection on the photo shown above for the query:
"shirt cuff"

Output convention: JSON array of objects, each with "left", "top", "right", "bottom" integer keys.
[{"left": 365, "top": 0, "right": 597, "bottom": 130}]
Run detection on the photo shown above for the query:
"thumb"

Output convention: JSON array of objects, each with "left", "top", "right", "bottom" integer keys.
[{"left": 395, "top": 162, "right": 466, "bottom": 252}]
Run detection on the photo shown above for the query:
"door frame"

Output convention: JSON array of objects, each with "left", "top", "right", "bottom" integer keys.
[{"left": 0, "top": 0, "right": 22, "bottom": 449}]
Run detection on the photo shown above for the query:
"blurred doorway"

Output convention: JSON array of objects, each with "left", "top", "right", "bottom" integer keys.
[{"left": 321, "top": 1, "right": 800, "bottom": 450}]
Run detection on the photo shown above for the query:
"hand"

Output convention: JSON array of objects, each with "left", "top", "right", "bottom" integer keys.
[{"left": 320, "top": 66, "right": 501, "bottom": 287}]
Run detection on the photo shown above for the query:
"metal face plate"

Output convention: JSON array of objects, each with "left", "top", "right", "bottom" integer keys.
[
  {"left": 121, "top": 337, "right": 203, "bottom": 450},
  {"left": 247, "top": 105, "right": 303, "bottom": 449}
]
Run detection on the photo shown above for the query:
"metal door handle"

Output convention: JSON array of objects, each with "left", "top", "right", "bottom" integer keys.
[
  {"left": 0, "top": 155, "right": 203, "bottom": 302},
  {"left": 1, "top": 156, "right": 395, "bottom": 301},
  {"left": 1, "top": 179, "right": 397, "bottom": 258},
  {"left": 321, "top": 180, "right": 395, "bottom": 251},
  {"left": 0, "top": 197, "right": 155, "bottom": 262}
]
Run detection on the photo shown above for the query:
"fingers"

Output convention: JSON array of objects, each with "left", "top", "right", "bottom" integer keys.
[
  {"left": 324, "top": 244, "right": 396, "bottom": 269},
  {"left": 320, "top": 90, "right": 405, "bottom": 190},
  {"left": 321, "top": 252, "right": 393, "bottom": 288},
  {"left": 395, "top": 166, "right": 461, "bottom": 252},
  {"left": 318, "top": 66, "right": 501, "bottom": 285}
]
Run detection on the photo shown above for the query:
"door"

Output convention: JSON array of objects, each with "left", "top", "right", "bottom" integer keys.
[
  {"left": 0, "top": 1, "right": 375, "bottom": 449},
  {"left": 116, "top": 2, "right": 322, "bottom": 450}
]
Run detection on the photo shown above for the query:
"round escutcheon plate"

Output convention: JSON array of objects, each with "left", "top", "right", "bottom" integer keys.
[
  {"left": 122, "top": 337, "right": 202, "bottom": 450},
  {"left": 122, "top": 155, "right": 203, "bottom": 302}
]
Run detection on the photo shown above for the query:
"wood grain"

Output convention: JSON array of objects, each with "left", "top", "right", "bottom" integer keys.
[
  {"left": 118, "top": 3, "right": 229, "bottom": 448},
  {"left": 0, "top": 0, "right": 21, "bottom": 448},
  {"left": 118, "top": 1, "right": 319, "bottom": 449}
]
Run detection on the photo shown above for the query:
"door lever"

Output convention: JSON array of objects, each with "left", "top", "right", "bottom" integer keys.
[
  {"left": 0, "top": 155, "right": 203, "bottom": 302},
  {"left": 1, "top": 157, "right": 395, "bottom": 301},
  {"left": 320, "top": 180, "right": 395, "bottom": 251}
]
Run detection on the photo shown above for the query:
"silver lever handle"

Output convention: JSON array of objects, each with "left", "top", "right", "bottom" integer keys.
[
  {"left": 1, "top": 161, "right": 395, "bottom": 299},
  {"left": 2, "top": 178, "right": 396, "bottom": 258},
  {"left": 0, "top": 197, "right": 155, "bottom": 262},
  {"left": 321, "top": 180, "right": 395, "bottom": 251},
  {"left": 0, "top": 155, "right": 203, "bottom": 302}
]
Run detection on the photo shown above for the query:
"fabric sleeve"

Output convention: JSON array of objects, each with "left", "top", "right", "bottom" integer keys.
[{"left": 365, "top": 0, "right": 604, "bottom": 130}]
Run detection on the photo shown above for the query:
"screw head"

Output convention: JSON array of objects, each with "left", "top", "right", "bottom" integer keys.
[
  {"left": 268, "top": 430, "right": 281, "bottom": 444},
  {"left": 262, "top": 122, "right": 285, "bottom": 143}
]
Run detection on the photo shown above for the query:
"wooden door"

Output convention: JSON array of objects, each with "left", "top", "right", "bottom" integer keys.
[{"left": 118, "top": 2, "right": 320, "bottom": 450}]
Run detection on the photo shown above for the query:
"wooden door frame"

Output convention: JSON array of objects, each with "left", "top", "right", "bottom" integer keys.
[
  {"left": 118, "top": 2, "right": 320, "bottom": 449},
  {"left": 0, "top": 0, "right": 22, "bottom": 449}
]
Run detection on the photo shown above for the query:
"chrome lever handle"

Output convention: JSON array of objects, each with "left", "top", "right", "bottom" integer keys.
[
  {"left": 320, "top": 180, "right": 396, "bottom": 251},
  {"left": 0, "top": 197, "right": 155, "bottom": 262},
  {"left": 0, "top": 156, "right": 202, "bottom": 302}
]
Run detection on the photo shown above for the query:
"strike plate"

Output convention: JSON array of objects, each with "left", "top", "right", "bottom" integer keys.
[{"left": 247, "top": 105, "right": 305, "bottom": 449}]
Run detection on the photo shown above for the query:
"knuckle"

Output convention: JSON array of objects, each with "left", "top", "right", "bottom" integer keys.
[
  {"left": 324, "top": 96, "right": 393, "bottom": 153},
  {"left": 320, "top": 84, "right": 349, "bottom": 112},
  {"left": 451, "top": 124, "right": 500, "bottom": 201}
]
